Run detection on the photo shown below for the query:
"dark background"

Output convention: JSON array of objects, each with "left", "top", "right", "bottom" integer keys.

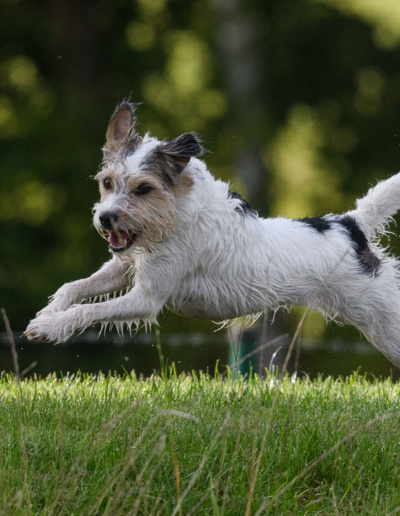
[{"left": 2, "top": 0, "right": 400, "bottom": 376}]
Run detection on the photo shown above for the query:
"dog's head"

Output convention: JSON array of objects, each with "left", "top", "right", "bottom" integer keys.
[{"left": 93, "top": 102, "right": 204, "bottom": 253}]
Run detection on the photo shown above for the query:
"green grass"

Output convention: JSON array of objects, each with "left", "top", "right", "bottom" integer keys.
[{"left": 1, "top": 371, "right": 400, "bottom": 515}]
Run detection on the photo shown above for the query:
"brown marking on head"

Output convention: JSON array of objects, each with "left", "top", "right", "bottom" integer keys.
[
  {"left": 95, "top": 165, "right": 177, "bottom": 246},
  {"left": 102, "top": 102, "right": 141, "bottom": 163},
  {"left": 173, "top": 171, "right": 195, "bottom": 196},
  {"left": 125, "top": 172, "right": 164, "bottom": 194},
  {"left": 95, "top": 166, "right": 122, "bottom": 202},
  {"left": 114, "top": 185, "right": 176, "bottom": 246}
]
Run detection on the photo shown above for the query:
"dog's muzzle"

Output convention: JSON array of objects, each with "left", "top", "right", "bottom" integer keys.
[{"left": 99, "top": 211, "right": 139, "bottom": 253}]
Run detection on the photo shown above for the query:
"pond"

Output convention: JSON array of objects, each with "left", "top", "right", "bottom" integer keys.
[{"left": 1, "top": 328, "right": 399, "bottom": 380}]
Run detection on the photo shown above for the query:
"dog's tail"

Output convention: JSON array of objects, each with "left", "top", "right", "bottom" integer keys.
[{"left": 348, "top": 171, "right": 400, "bottom": 239}]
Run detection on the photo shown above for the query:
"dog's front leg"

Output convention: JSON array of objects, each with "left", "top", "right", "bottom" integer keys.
[
  {"left": 36, "top": 257, "right": 132, "bottom": 316},
  {"left": 25, "top": 284, "right": 163, "bottom": 344}
]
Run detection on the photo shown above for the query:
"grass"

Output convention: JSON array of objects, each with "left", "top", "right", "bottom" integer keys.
[{"left": 1, "top": 370, "right": 400, "bottom": 515}]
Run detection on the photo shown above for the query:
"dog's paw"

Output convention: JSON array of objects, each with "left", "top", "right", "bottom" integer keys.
[
  {"left": 24, "top": 312, "right": 76, "bottom": 344},
  {"left": 24, "top": 323, "right": 51, "bottom": 343}
]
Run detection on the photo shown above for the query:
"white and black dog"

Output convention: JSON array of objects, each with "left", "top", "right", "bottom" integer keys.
[{"left": 26, "top": 101, "right": 400, "bottom": 367}]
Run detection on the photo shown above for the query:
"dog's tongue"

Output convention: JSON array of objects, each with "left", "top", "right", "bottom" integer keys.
[{"left": 109, "top": 230, "right": 131, "bottom": 248}]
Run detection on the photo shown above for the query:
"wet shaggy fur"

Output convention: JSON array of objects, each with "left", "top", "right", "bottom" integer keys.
[{"left": 26, "top": 102, "right": 400, "bottom": 367}]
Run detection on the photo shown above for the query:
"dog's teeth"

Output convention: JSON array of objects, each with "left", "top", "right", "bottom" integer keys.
[{"left": 107, "top": 229, "right": 136, "bottom": 252}]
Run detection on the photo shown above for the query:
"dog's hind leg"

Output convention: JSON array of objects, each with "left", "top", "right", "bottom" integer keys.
[
  {"left": 358, "top": 308, "right": 400, "bottom": 368},
  {"left": 343, "top": 264, "right": 400, "bottom": 368}
]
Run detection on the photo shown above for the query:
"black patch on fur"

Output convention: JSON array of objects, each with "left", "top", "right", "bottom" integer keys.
[
  {"left": 338, "top": 215, "right": 381, "bottom": 276},
  {"left": 160, "top": 132, "right": 204, "bottom": 158},
  {"left": 229, "top": 191, "right": 258, "bottom": 218},
  {"left": 297, "top": 216, "right": 332, "bottom": 233},
  {"left": 140, "top": 133, "right": 204, "bottom": 188}
]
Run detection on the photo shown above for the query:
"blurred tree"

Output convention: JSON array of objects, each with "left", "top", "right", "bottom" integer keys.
[
  {"left": 212, "top": 0, "right": 271, "bottom": 214},
  {"left": 1, "top": 0, "right": 400, "bottom": 342}
]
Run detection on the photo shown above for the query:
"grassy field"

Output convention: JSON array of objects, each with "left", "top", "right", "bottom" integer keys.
[{"left": 1, "top": 370, "right": 400, "bottom": 515}]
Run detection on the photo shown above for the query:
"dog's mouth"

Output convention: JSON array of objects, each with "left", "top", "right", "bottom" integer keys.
[{"left": 108, "top": 229, "right": 139, "bottom": 253}]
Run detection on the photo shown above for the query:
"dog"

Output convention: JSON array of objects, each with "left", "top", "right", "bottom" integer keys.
[{"left": 25, "top": 101, "right": 400, "bottom": 367}]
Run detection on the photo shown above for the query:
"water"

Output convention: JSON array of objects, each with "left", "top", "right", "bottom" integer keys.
[{"left": 1, "top": 330, "right": 399, "bottom": 380}]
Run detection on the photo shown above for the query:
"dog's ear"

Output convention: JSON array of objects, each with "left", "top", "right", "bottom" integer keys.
[
  {"left": 158, "top": 132, "right": 204, "bottom": 174},
  {"left": 161, "top": 133, "right": 204, "bottom": 159},
  {"left": 103, "top": 102, "right": 140, "bottom": 159}
]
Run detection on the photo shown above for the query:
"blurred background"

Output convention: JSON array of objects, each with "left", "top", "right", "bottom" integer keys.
[{"left": 2, "top": 0, "right": 400, "bottom": 378}]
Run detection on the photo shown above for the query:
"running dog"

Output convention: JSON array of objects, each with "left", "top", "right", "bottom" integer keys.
[{"left": 25, "top": 101, "right": 400, "bottom": 367}]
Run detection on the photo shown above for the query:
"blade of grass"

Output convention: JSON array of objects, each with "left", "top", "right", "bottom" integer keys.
[
  {"left": 1, "top": 308, "right": 19, "bottom": 379},
  {"left": 256, "top": 411, "right": 400, "bottom": 514}
]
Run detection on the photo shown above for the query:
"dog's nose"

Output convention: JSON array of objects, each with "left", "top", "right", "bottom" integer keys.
[{"left": 99, "top": 212, "right": 119, "bottom": 230}]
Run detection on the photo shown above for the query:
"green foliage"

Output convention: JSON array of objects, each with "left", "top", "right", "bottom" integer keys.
[{"left": 1, "top": 372, "right": 400, "bottom": 514}]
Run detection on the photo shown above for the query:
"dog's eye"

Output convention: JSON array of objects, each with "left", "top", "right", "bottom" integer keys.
[
  {"left": 103, "top": 177, "right": 112, "bottom": 190},
  {"left": 134, "top": 183, "right": 154, "bottom": 196}
]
